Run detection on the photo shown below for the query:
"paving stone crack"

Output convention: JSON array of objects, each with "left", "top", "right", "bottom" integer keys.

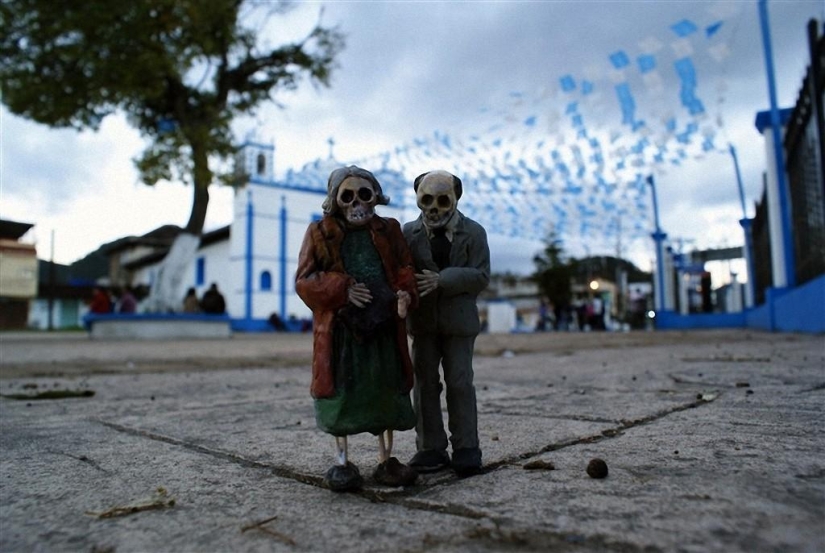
[
  {"left": 96, "top": 420, "right": 325, "bottom": 487},
  {"left": 96, "top": 391, "right": 720, "bottom": 527},
  {"left": 484, "top": 391, "right": 721, "bottom": 471}
]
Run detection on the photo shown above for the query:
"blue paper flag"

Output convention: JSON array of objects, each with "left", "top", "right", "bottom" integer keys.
[
  {"left": 637, "top": 54, "right": 656, "bottom": 74},
  {"left": 705, "top": 21, "right": 723, "bottom": 38},
  {"left": 674, "top": 57, "right": 705, "bottom": 115},
  {"left": 609, "top": 50, "right": 630, "bottom": 69},
  {"left": 671, "top": 19, "right": 698, "bottom": 37},
  {"left": 560, "top": 75, "right": 576, "bottom": 92}
]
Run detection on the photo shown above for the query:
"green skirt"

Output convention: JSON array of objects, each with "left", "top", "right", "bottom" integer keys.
[{"left": 315, "top": 322, "right": 415, "bottom": 437}]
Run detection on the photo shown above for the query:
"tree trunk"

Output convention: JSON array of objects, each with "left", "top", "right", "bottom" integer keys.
[
  {"left": 144, "top": 140, "right": 213, "bottom": 313},
  {"left": 143, "top": 232, "right": 202, "bottom": 313}
]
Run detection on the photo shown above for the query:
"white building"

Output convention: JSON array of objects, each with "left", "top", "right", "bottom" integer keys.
[{"left": 127, "top": 140, "right": 409, "bottom": 330}]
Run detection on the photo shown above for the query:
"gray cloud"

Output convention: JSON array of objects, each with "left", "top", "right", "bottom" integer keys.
[{"left": 2, "top": 1, "right": 822, "bottom": 267}]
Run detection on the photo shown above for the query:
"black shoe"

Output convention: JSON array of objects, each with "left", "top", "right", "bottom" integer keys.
[
  {"left": 324, "top": 462, "right": 363, "bottom": 492},
  {"left": 408, "top": 450, "right": 450, "bottom": 473},
  {"left": 452, "top": 447, "right": 482, "bottom": 477},
  {"left": 373, "top": 457, "right": 418, "bottom": 487}
]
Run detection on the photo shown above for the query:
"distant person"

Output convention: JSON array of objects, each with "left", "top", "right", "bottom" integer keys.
[
  {"left": 89, "top": 287, "right": 112, "bottom": 314},
  {"left": 268, "top": 312, "right": 287, "bottom": 331},
  {"left": 536, "top": 300, "right": 548, "bottom": 331},
  {"left": 116, "top": 286, "right": 137, "bottom": 314},
  {"left": 200, "top": 283, "right": 226, "bottom": 314},
  {"left": 182, "top": 287, "right": 200, "bottom": 313}
]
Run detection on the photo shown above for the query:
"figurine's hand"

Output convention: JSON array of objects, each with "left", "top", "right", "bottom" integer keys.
[
  {"left": 396, "top": 290, "right": 411, "bottom": 318},
  {"left": 347, "top": 283, "right": 372, "bottom": 307},
  {"left": 416, "top": 269, "right": 440, "bottom": 297}
]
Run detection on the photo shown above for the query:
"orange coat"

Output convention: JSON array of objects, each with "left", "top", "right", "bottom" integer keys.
[{"left": 295, "top": 215, "right": 419, "bottom": 399}]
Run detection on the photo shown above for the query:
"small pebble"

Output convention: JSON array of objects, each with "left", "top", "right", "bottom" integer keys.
[
  {"left": 674, "top": 450, "right": 679, "bottom": 455},
  {"left": 745, "top": 390, "right": 754, "bottom": 395},
  {"left": 735, "top": 382, "right": 750, "bottom": 388},
  {"left": 586, "top": 458, "right": 608, "bottom": 479},
  {"left": 524, "top": 459, "right": 555, "bottom": 471},
  {"left": 491, "top": 434, "right": 499, "bottom": 441}
]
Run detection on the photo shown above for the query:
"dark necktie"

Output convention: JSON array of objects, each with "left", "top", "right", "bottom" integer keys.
[{"left": 430, "top": 228, "right": 451, "bottom": 270}]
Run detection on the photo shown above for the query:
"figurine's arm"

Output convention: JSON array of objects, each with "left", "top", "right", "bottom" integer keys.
[
  {"left": 295, "top": 225, "right": 352, "bottom": 312},
  {"left": 388, "top": 219, "right": 419, "bottom": 310},
  {"left": 438, "top": 226, "right": 491, "bottom": 297}
]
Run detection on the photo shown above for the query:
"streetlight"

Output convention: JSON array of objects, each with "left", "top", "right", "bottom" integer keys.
[
  {"left": 647, "top": 175, "right": 668, "bottom": 314},
  {"left": 728, "top": 143, "right": 756, "bottom": 307}
]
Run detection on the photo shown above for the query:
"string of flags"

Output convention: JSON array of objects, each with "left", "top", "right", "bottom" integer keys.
[{"left": 284, "top": 4, "right": 741, "bottom": 253}]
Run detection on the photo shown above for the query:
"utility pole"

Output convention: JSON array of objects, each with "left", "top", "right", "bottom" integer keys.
[
  {"left": 47, "top": 229, "right": 55, "bottom": 331},
  {"left": 647, "top": 175, "right": 668, "bottom": 314}
]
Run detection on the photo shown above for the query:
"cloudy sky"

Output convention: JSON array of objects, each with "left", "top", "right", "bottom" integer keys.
[{"left": 1, "top": 0, "right": 822, "bottom": 280}]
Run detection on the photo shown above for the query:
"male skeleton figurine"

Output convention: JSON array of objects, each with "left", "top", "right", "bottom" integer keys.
[{"left": 404, "top": 170, "right": 490, "bottom": 476}]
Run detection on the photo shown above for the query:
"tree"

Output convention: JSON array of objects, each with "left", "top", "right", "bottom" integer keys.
[
  {"left": 531, "top": 234, "right": 578, "bottom": 311},
  {"left": 1, "top": 0, "right": 344, "bottom": 311},
  {"left": 574, "top": 255, "right": 650, "bottom": 284}
]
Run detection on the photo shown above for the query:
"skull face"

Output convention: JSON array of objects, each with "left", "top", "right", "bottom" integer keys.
[
  {"left": 336, "top": 177, "right": 377, "bottom": 226},
  {"left": 416, "top": 171, "right": 457, "bottom": 229}
]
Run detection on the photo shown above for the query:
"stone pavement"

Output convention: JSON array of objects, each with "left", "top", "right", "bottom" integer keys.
[{"left": 0, "top": 329, "right": 823, "bottom": 552}]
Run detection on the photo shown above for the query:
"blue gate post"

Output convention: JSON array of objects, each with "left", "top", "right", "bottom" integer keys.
[{"left": 758, "top": 0, "right": 796, "bottom": 288}]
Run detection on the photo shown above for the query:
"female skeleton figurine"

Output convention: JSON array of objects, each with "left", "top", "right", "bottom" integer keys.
[{"left": 295, "top": 166, "right": 419, "bottom": 491}]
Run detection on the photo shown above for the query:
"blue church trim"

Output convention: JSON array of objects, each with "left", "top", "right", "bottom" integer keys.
[
  {"left": 280, "top": 195, "right": 288, "bottom": 320},
  {"left": 245, "top": 191, "right": 254, "bottom": 322}
]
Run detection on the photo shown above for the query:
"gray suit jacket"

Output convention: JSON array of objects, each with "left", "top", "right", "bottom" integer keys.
[{"left": 404, "top": 212, "right": 490, "bottom": 336}]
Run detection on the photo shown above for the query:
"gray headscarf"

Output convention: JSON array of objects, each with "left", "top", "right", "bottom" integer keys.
[{"left": 321, "top": 165, "right": 391, "bottom": 216}]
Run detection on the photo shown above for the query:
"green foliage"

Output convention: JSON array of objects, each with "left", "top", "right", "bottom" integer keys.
[
  {"left": 532, "top": 234, "right": 651, "bottom": 308},
  {"left": 531, "top": 234, "right": 578, "bottom": 308},
  {"left": 1, "top": 0, "right": 344, "bottom": 232}
]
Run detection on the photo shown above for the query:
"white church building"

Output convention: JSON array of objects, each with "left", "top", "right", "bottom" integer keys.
[{"left": 126, "top": 140, "right": 411, "bottom": 331}]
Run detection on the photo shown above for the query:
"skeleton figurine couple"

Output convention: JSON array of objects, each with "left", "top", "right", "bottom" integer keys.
[{"left": 296, "top": 166, "right": 490, "bottom": 491}]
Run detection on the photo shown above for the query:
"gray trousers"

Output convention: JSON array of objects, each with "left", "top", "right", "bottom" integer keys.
[{"left": 411, "top": 333, "right": 479, "bottom": 452}]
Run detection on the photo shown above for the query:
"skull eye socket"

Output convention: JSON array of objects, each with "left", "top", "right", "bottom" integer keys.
[
  {"left": 420, "top": 194, "right": 434, "bottom": 207},
  {"left": 357, "top": 187, "right": 374, "bottom": 202},
  {"left": 437, "top": 195, "right": 452, "bottom": 208},
  {"left": 340, "top": 189, "right": 354, "bottom": 203}
]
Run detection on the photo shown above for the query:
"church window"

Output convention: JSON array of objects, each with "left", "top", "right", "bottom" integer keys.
[
  {"left": 260, "top": 270, "right": 272, "bottom": 291},
  {"left": 256, "top": 153, "right": 266, "bottom": 176},
  {"left": 196, "top": 257, "right": 205, "bottom": 286}
]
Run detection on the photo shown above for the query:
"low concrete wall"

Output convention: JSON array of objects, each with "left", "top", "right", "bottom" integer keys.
[
  {"left": 657, "top": 310, "right": 746, "bottom": 330},
  {"left": 773, "top": 275, "right": 825, "bottom": 333},
  {"left": 85, "top": 314, "right": 232, "bottom": 340},
  {"left": 659, "top": 274, "right": 824, "bottom": 333}
]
